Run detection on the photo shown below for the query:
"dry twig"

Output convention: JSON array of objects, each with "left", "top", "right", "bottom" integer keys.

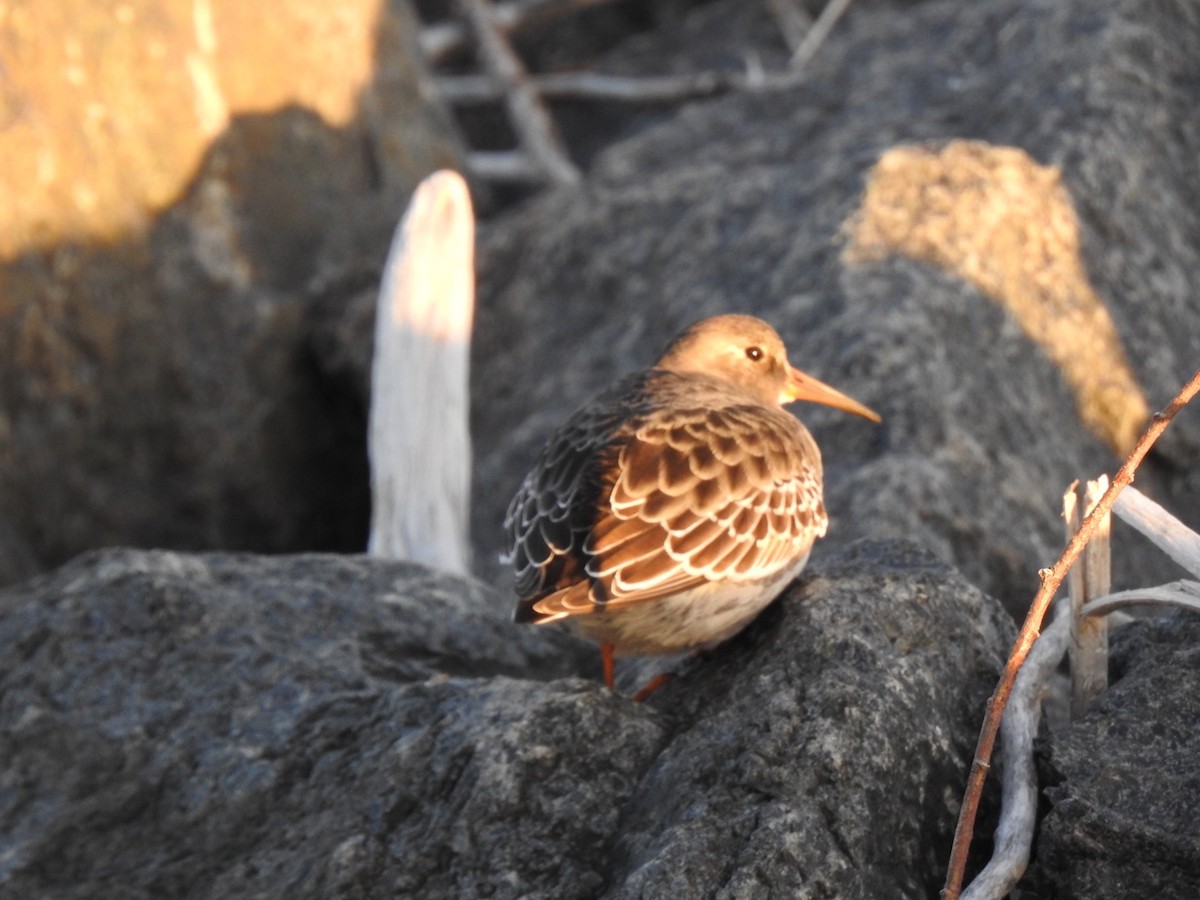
[
  {"left": 1068, "top": 478, "right": 1110, "bottom": 716},
  {"left": 1081, "top": 485, "right": 1200, "bottom": 616},
  {"left": 790, "top": 0, "right": 856, "bottom": 69},
  {"left": 423, "top": 0, "right": 621, "bottom": 64},
  {"left": 963, "top": 481, "right": 1200, "bottom": 898},
  {"left": 941, "top": 367, "right": 1200, "bottom": 900},
  {"left": 437, "top": 69, "right": 750, "bottom": 104},
  {"left": 432, "top": 0, "right": 833, "bottom": 184},
  {"left": 1112, "top": 486, "right": 1200, "bottom": 578},
  {"left": 455, "top": 0, "right": 581, "bottom": 186},
  {"left": 765, "top": 0, "right": 813, "bottom": 53},
  {"left": 439, "top": 61, "right": 822, "bottom": 103},
  {"left": 1082, "top": 581, "right": 1200, "bottom": 617},
  {"left": 960, "top": 601, "right": 1072, "bottom": 900},
  {"left": 464, "top": 149, "right": 549, "bottom": 183}
]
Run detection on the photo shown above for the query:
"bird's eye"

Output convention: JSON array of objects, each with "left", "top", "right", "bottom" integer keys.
[{"left": 745, "top": 346, "right": 764, "bottom": 361}]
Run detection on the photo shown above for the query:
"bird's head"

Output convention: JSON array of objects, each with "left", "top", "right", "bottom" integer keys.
[{"left": 657, "top": 314, "right": 880, "bottom": 421}]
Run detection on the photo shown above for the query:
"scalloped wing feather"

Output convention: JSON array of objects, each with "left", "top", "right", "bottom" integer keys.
[
  {"left": 564, "top": 401, "right": 823, "bottom": 616},
  {"left": 508, "top": 372, "right": 827, "bottom": 624}
]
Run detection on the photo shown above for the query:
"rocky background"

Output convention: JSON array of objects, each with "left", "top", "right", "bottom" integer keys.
[{"left": 2, "top": 0, "right": 1200, "bottom": 897}]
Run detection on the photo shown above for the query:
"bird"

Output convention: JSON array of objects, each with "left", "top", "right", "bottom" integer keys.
[{"left": 503, "top": 314, "right": 880, "bottom": 697}]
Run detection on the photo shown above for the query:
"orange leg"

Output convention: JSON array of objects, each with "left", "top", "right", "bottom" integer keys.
[
  {"left": 631, "top": 673, "right": 673, "bottom": 703},
  {"left": 600, "top": 642, "right": 616, "bottom": 688}
]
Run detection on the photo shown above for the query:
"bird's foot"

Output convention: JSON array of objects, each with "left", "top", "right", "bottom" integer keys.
[{"left": 630, "top": 673, "right": 673, "bottom": 703}]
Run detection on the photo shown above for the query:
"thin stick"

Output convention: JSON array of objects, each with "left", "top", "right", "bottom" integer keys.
[
  {"left": 960, "top": 601, "right": 1072, "bottom": 900},
  {"left": 465, "top": 149, "right": 547, "bottom": 183},
  {"left": 437, "top": 69, "right": 743, "bottom": 104},
  {"left": 437, "top": 62, "right": 819, "bottom": 103},
  {"left": 789, "top": 0, "right": 856, "bottom": 69},
  {"left": 1082, "top": 580, "right": 1200, "bottom": 617},
  {"left": 1112, "top": 486, "right": 1200, "bottom": 579},
  {"left": 1063, "top": 481, "right": 1083, "bottom": 678},
  {"left": 765, "top": 0, "right": 813, "bottom": 53},
  {"left": 456, "top": 0, "right": 581, "bottom": 186},
  {"left": 422, "top": 0, "right": 621, "bottom": 64},
  {"left": 1064, "top": 479, "right": 1111, "bottom": 718},
  {"left": 941, "top": 367, "right": 1200, "bottom": 900},
  {"left": 1073, "top": 477, "right": 1110, "bottom": 715}
]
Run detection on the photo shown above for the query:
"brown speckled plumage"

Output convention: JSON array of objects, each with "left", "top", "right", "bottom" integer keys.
[{"left": 504, "top": 315, "right": 878, "bottom": 684}]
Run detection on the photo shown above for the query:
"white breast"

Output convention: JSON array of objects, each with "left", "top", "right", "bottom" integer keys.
[{"left": 568, "top": 553, "right": 811, "bottom": 656}]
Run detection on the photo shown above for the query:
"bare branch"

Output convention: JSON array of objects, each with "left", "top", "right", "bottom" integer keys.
[
  {"left": 960, "top": 477, "right": 1200, "bottom": 898},
  {"left": 961, "top": 601, "right": 1072, "bottom": 900},
  {"left": 1082, "top": 580, "right": 1200, "bottom": 618},
  {"left": 456, "top": 0, "right": 581, "bottom": 186},
  {"left": 422, "top": 0, "right": 622, "bottom": 64},
  {"left": 790, "top": 0, "right": 856, "bottom": 70},
  {"left": 1063, "top": 480, "right": 1083, "bottom": 652},
  {"left": 765, "top": 0, "right": 814, "bottom": 53},
  {"left": 436, "top": 74, "right": 509, "bottom": 104},
  {"left": 942, "top": 366, "right": 1200, "bottom": 900},
  {"left": 1072, "top": 477, "right": 1110, "bottom": 715},
  {"left": 465, "top": 149, "right": 548, "bottom": 183},
  {"left": 1113, "top": 486, "right": 1200, "bottom": 579},
  {"left": 437, "top": 69, "right": 746, "bottom": 104}
]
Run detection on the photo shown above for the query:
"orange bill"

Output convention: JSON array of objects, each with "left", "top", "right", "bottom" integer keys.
[{"left": 783, "top": 366, "right": 881, "bottom": 422}]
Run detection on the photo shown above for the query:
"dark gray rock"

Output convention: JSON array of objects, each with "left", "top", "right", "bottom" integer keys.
[
  {"left": 470, "top": 0, "right": 1200, "bottom": 619},
  {"left": 1034, "top": 613, "right": 1200, "bottom": 899},
  {"left": 0, "top": 542, "right": 1010, "bottom": 898},
  {"left": 607, "top": 539, "right": 1012, "bottom": 899},
  {"left": 459, "top": 5, "right": 1200, "bottom": 890},
  {"left": 4, "top": 0, "right": 1198, "bottom": 894}
]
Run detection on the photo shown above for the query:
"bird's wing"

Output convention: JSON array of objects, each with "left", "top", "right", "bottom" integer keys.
[
  {"left": 504, "top": 379, "right": 636, "bottom": 614},
  {"left": 525, "top": 401, "right": 827, "bottom": 620}
]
